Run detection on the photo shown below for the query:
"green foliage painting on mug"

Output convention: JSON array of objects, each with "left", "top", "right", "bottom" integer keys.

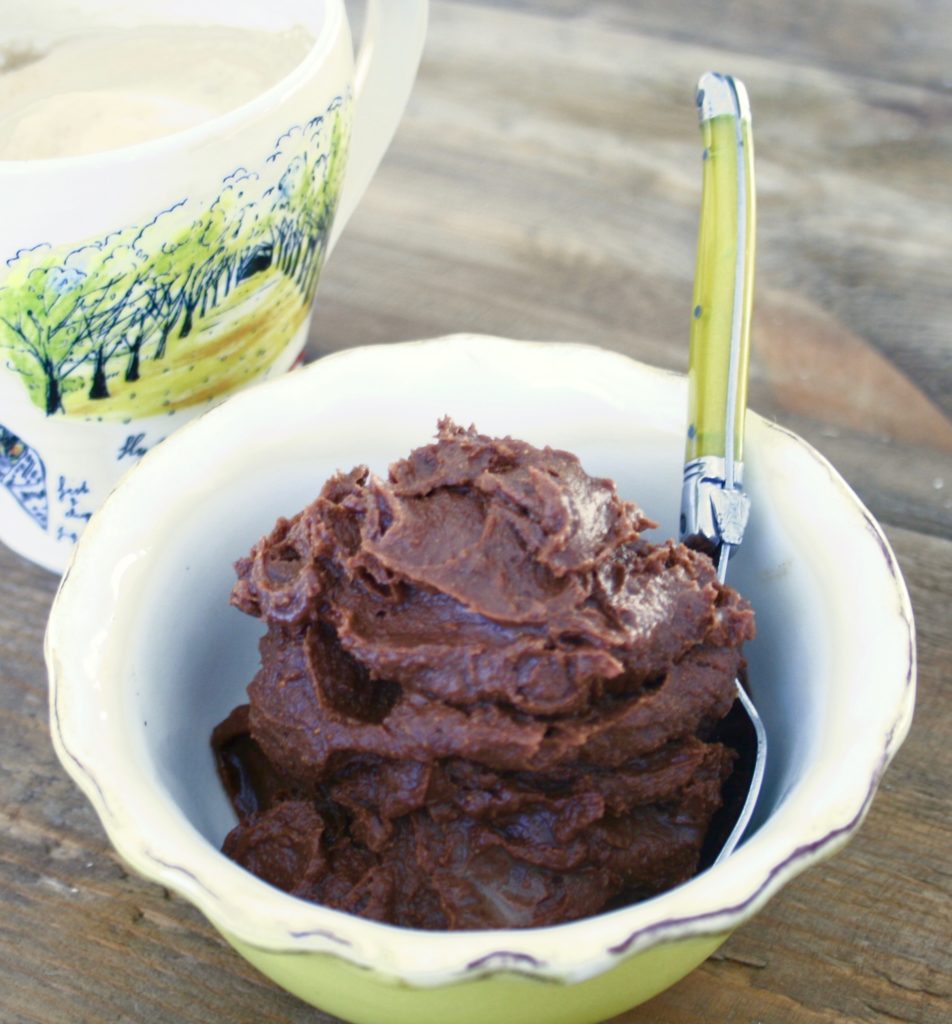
[{"left": 0, "top": 96, "right": 349, "bottom": 419}]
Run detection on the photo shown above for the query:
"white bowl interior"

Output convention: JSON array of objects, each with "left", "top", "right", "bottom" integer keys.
[
  {"left": 120, "top": 359, "right": 704, "bottom": 846},
  {"left": 123, "top": 353, "right": 810, "bottom": 847},
  {"left": 49, "top": 335, "right": 913, "bottom": 980}
]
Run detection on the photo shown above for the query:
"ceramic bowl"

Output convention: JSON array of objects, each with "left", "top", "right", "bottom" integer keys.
[{"left": 46, "top": 335, "right": 915, "bottom": 1024}]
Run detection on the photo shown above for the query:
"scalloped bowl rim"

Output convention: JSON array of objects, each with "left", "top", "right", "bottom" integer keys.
[{"left": 46, "top": 334, "right": 916, "bottom": 988}]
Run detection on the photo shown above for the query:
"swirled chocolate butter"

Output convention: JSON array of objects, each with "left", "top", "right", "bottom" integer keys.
[{"left": 213, "top": 419, "right": 755, "bottom": 929}]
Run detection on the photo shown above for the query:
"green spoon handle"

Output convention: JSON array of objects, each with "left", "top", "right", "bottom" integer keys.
[
  {"left": 680, "top": 73, "right": 756, "bottom": 559},
  {"left": 685, "top": 73, "right": 756, "bottom": 472}
]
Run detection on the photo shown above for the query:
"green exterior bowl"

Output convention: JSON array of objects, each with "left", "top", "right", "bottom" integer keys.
[
  {"left": 225, "top": 931, "right": 727, "bottom": 1024},
  {"left": 47, "top": 336, "right": 915, "bottom": 1022}
]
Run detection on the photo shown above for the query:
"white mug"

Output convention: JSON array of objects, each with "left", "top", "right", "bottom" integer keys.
[{"left": 0, "top": 0, "right": 427, "bottom": 572}]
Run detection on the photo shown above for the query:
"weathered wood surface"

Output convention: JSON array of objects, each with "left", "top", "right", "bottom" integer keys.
[{"left": 1, "top": 2, "right": 950, "bottom": 1021}]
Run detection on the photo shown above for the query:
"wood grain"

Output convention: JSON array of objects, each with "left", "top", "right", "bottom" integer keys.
[{"left": 1, "top": 2, "right": 950, "bottom": 1022}]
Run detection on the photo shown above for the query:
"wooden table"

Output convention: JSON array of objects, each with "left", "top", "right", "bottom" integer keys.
[{"left": 2, "top": 2, "right": 949, "bottom": 1021}]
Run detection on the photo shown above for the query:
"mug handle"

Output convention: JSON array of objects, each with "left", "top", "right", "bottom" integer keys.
[{"left": 326, "top": 0, "right": 429, "bottom": 254}]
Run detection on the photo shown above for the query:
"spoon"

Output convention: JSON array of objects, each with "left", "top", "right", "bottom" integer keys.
[{"left": 680, "top": 72, "right": 767, "bottom": 864}]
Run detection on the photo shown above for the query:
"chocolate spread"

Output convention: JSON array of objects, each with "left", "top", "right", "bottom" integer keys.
[{"left": 213, "top": 419, "right": 755, "bottom": 929}]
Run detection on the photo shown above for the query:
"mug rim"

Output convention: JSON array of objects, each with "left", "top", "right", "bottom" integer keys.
[{"left": 0, "top": 0, "right": 345, "bottom": 174}]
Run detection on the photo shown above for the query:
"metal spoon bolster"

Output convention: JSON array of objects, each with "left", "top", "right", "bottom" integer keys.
[{"left": 680, "top": 454, "right": 750, "bottom": 549}]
